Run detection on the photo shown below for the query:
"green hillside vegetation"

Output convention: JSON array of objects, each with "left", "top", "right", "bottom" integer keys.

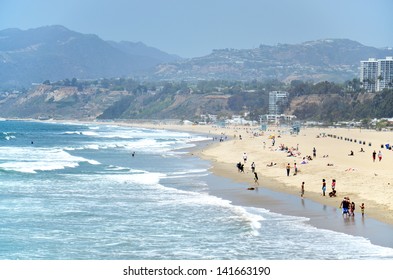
[{"left": 1, "top": 78, "right": 392, "bottom": 125}]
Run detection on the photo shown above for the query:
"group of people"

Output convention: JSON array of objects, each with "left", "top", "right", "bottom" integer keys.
[
  {"left": 372, "top": 150, "right": 383, "bottom": 162},
  {"left": 276, "top": 143, "right": 301, "bottom": 158},
  {"left": 236, "top": 157, "right": 259, "bottom": 186},
  {"left": 285, "top": 162, "right": 299, "bottom": 176},
  {"left": 339, "top": 197, "right": 364, "bottom": 217},
  {"left": 301, "top": 180, "right": 365, "bottom": 217},
  {"left": 300, "top": 179, "right": 337, "bottom": 198},
  {"left": 349, "top": 149, "right": 383, "bottom": 162},
  {"left": 237, "top": 147, "right": 366, "bottom": 218},
  {"left": 320, "top": 178, "right": 337, "bottom": 197}
]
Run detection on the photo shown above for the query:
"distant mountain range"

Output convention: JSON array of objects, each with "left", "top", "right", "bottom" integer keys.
[
  {"left": 153, "top": 39, "right": 393, "bottom": 82},
  {"left": 1, "top": 25, "right": 392, "bottom": 88},
  {"left": 0, "top": 25, "right": 179, "bottom": 88}
]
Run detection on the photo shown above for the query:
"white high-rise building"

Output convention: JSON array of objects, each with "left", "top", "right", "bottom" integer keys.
[
  {"left": 377, "top": 56, "right": 393, "bottom": 92},
  {"left": 360, "top": 57, "right": 393, "bottom": 92},
  {"left": 268, "top": 91, "right": 288, "bottom": 115},
  {"left": 360, "top": 58, "right": 378, "bottom": 92}
]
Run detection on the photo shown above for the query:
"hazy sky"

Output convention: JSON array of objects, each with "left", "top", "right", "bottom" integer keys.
[{"left": 1, "top": 0, "right": 392, "bottom": 57}]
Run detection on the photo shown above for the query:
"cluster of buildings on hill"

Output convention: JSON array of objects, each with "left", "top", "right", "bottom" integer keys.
[
  {"left": 198, "top": 58, "right": 393, "bottom": 127},
  {"left": 360, "top": 56, "right": 393, "bottom": 92},
  {"left": 262, "top": 57, "right": 393, "bottom": 125}
]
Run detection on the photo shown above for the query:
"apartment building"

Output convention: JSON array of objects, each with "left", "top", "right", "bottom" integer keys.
[
  {"left": 360, "top": 58, "right": 378, "bottom": 92},
  {"left": 377, "top": 56, "right": 393, "bottom": 91},
  {"left": 360, "top": 57, "right": 393, "bottom": 92},
  {"left": 268, "top": 91, "right": 288, "bottom": 115}
]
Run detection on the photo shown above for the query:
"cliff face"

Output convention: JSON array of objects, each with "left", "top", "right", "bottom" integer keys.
[
  {"left": 0, "top": 82, "right": 383, "bottom": 122},
  {"left": 0, "top": 85, "right": 129, "bottom": 119},
  {"left": 0, "top": 85, "right": 231, "bottom": 120}
]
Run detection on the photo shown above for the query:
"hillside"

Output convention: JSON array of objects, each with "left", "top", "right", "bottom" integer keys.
[
  {"left": 0, "top": 83, "right": 231, "bottom": 120},
  {"left": 0, "top": 25, "right": 179, "bottom": 88},
  {"left": 1, "top": 78, "right": 393, "bottom": 124},
  {"left": 154, "top": 39, "right": 393, "bottom": 82},
  {"left": 0, "top": 84, "right": 129, "bottom": 119},
  {"left": 2, "top": 25, "right": 392, "bottom": 89}
]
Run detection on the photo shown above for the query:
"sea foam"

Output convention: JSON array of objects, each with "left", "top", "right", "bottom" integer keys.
[{"left": 0, "top": 147, "right": 99, "bottom": 173}]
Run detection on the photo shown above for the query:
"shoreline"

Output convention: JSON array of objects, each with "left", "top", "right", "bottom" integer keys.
[
  {"left": 202, "top": 168, "right": 393, "bottom": 249},
  {"left": 9, "top": 118, "right": 393, "bottom": 248},
  {"left": 121, "top": 121, "right": 393, "bottom": 223},
  {"left": 176, "top": 126, "right": 393, "bottom": 249},
  {"left": 104, "top": 120, "right": 393, "bottom": 248}
]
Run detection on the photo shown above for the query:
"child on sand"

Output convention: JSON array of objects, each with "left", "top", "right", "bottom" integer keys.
[{"left": 301, "top": 182, "right": 305, "bottom": 198}]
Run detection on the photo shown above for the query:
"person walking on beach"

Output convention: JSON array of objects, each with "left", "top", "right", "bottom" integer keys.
[
  {"left": 322, "top": 179, "right": 326, "bottom": 196},
  {"left": 372, "top": 150, "right": 376, "bottom": 162},
  {"left": 313, "top": 147, "right": 316, "bottom": 158},
  {"left": 236, "top": 162, "right": 244, "bottom": 173},
  {"left": 293, "top": 163, "right": 298, "bottom": 176},
  {"left": 301, "top": 182, "right": 305, "bottom": 198},
  {"left": 378, "top": 150, "right": 382, "bottom": 161},
  {"left": 243, "top": 152, "right": 247, "bottom": 163},
  {"left": 254, "top": 172, "right": 259, "bottom": 185},
  {"left": 251, "top": 162, "right": 256, "bottom": 173},
  {"left": 286, "top": 163, "right": 290, "bottom": 176},
  {"left": 237, "top": 162, "right": 242, "bottom": 172}
]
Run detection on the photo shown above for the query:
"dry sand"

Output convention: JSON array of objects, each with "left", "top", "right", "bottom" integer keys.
[{"left": 126, "top": 121, "right": 393, "bottom": 226}]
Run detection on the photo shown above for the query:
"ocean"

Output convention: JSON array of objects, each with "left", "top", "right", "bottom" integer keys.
[{"left": 0, "top": 120, "right": 393, "bottom": 260}]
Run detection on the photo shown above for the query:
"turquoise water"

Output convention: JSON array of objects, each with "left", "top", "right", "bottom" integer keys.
[{"left": 0, "top": 120, "right": 393, "bottom": 260}]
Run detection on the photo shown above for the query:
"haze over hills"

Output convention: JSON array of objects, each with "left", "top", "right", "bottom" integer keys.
[
  {"left": 154, "top": 39, "right": 393, "bottom": 82},
  {"left": 0, "top": 25, "right": 179, "bottom": 88},
  {"left": 0, "top": 25, "right": 392, "bottom": 89}
]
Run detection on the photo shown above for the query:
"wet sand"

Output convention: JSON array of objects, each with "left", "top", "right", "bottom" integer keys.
[
  {"left": 154, "top": 122, "right": 393, "bottom": 249},
  {"left": 203, "top": 170, "right": 393, "bottom": 249}
]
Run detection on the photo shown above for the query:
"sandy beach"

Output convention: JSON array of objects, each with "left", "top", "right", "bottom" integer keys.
[
  {"left": 124, "top": 121, "right": 393, "bottom": 227},
  {"left": 39, "top": 117, "right": 393, "bottom": 247}
]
